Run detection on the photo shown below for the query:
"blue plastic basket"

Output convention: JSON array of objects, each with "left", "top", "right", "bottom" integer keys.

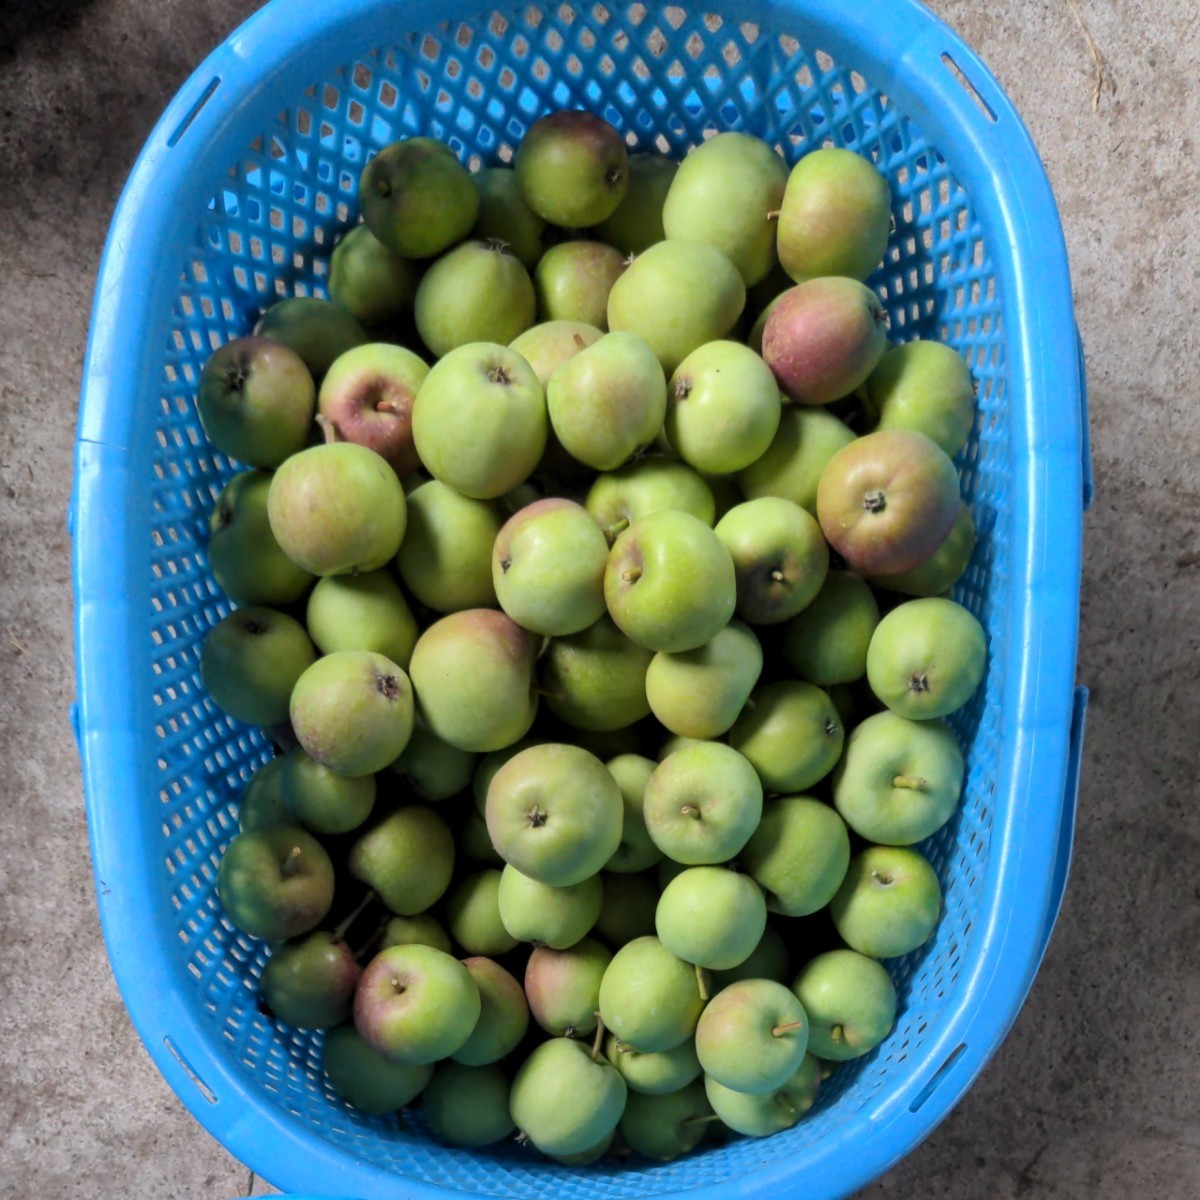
[{"left": 71, "top": 1, "right": 1090, "bottom": 1196}]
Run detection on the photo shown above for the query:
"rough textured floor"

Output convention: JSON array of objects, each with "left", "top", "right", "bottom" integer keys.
[{"left": 1, "top": 1, "right": 1197, "bottom": 1197}]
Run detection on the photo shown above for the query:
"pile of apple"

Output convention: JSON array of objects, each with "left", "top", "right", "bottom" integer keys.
[{"left": 195, "top": 108, "right": 987, "bottom": 1163}]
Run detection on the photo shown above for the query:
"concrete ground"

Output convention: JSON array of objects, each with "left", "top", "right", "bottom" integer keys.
[{"left": 1, "top": 1, "right": 1196, "bottom": 1197}]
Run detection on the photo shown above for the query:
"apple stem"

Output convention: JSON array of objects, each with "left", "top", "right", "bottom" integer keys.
[
  {"left": 777, "top": 1098, "right": 797, "bottom": 1116},
  {"left": 375, "top": 398, "right": 399, "bottom": 414},
  {"left": 315, "top": 413, "right": 340, "bottom": 444},
  {"left": 695, "top": 963, "right": 710, "bottom": 1002},
  {"left": 572, "top": 333, "right": 587, "bottom": 350},
  {"left": 766, "top": 209, "right": 780, "bottom": 221},
  {"left": 892, "top": 775, "right": 928, "bottom": 791},
  {"left": 680, "top": 804, "right": 701, "bottom": 820},
  {"left": 534, "top": 687, "right": 566, "bottom": 701},
  {"left": 621, "top": 566, "right": 643, "bottom": 584},
  {"left": 591, "top": 1012, "right": 606, "bottom": 1061},
  {"left": 769, "top": 569, "right": 786, "bottom": 583},
  {"left": 682, "top": 1113, "right": 724, "bottom": 1127},
  {"left": 332, "top": 889, "right": 377, "bottom": 942},
  {"left": 604, "top": 518, "right": 629, "bottom": 545},
  {"left": 772, "top": 1021, "right": 806, "bottom": 1037},
  {"left": 280, "top": 846, "right": 303, "bottom": 878}
]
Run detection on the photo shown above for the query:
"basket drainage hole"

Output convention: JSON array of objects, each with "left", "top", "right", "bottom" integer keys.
[
  {"left": 909, "top": 1041, "right": 967, "bottom": 1112},
  {"left": 164, "top": 1036, "right": 217, "bottom": 1103},
  {"left": 168, "top": 76, "right": 222, "bottom": 147},
  {"left": 940, "top": 54, "right": 996, "bottom": 123}
]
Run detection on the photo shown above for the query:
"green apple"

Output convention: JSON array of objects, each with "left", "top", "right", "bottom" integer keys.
[
  {"left": 196, "top": 337, "right": 314, "bottom": 467},
  {"left": 643, "top": 742, "right": 763, "bottom": 864},
  {"left": 347, "top": 805, "right": 455, "bottom": 914},
  {"left": 411, "top": 342, "right": 546, "bottom": 499},
  {"left": 619, "top": 1079, "right": 712, "bottom": 1161},
  {"left": 598, "top": 935, "right": 706, "bottom": 1052},
  {"left": 389, "top": 726, "right": 475, "bottom": 801},
  {"left": 655, "top": 867, "right": 767, "bottom": 971},
  {"left": 207, "top": 471, "right": 314, "bottom": 606},
  {"left": 359, "top": 136, "right": 479, "bottom": 259},
  {"left": 354, "top": 943, "right": 481, "bottom": 1064},
  {"left": 711, "top": 925, "right": 790, "bottom": 991},
  {"left": 282, "top": 747, "right": 375, "bottom": 834},
  {"left": 832, "top": 711, "right": 964, "bottom": 844},
  {"left": 498, "top": 863, "right": 602, "bottom": 948},
  {"left": 424, "top": 1061, "right": 516, "bottom": 1146},
  {"left": 605, "top": 755, "right": 662, "bottom": 873},
  {"left": 739, "top": 796, "right": 850, "bottom": 917},
  {"left": 509, "top": 319, "right": 603, "bottom": 387},
  {"left": 485, "top": 743, "right": 623, "bottom": 886},
  {"left": 322, "top": 1023, "right": 433, "bottom": 1113},
  {"left": 446, "top": 869, "right": 519, "bottom": 956},
  {"left": 535, "top": 240, "right": 626, "bottom": 329},
  {"left": 396, "top": 480, "right": 503, "bottom": 613},
  {"left": 781, "top": 570, "right": 880, "bottom": 684},
  {"left": 606, "top": 511, "right": 736, "bottom": 653},
  {"left": 645, "top": 621, "right": 762, "bottom": 739},
  {"left": 715, "top": 498, "right": 829, "bottom": 626},
  {"left": 509, "top": 1036, "right": 628, "bottom": 1156},
  {"left": 736, "top": 405, "right": 856, "bottom": 515},
  {"left": 791, "top": 949, "right": 897, "bottom": 1060},
  {"left": 453, "top": 956, "right": 529, "bottom": 1065},
  {"left": 217, "top": 824, "right": 334, "bottom": 940},
  {"left": 607, "top": 240, "right": 745, "bottom": 372},
  {"left": 492, "top": 498, "right": 608, "bottom": 635},
  {"left": 866, "top": 339, "right": 976, "bottom": 457},
  {"left": 729, "top": 681, "right": 844, "bottom": 793},
  {"left": 328, "top": 223, "right": 419, "bottom": 326},
  {"left": 290, "top": 650, "right": 413, "bottom": 777},
  {"left": 830, "top": 845, "right": 943, "bottom": 959},
  {"left": 414, "top": 240, "right": 535, "bottom": 356},
  {"left": 267, "top": 442, "right": 406, "bottom": 575},
  {"left": 472, "top": 166, "right": 545, "bottom": 268},
  {"left": 776, "top": 147, "right": 891, "bottom": 283},
  {"left": 525, "top": 937, "right": 612, "bottom": 1036},
  {"left": 408, "top": 610, "right": 539, "bottom": 752},
  {"left": 662, "top": 132, "right": 788, "bottom": 286},
  {"left": 703, "top": 1054, "right": 820, "bottom": 1136},
  {"left": 585, "top": 456, "right": 716, "bottom": 537},
  {"left": 866, "top": 597, "right": 987, "bottom": 719},
  {"left": 238, "top": 757, "right": 289, "bottom": 831},
  {"left": 595, "top": 152, "right": 677, "bottom": 254},
  {"left": 380, "top": 913, "right": 452, "bottom": 955},
  {"left": 515, "top": 110, "right": 629, "bottom": 227},
  {"left": 201, "top": 607, "right": 315, "bottom": 726},
  {"left": 539, "top": 614, "right": 653, "bottom": 732},
  {"left": 664, "top": 340, "right": 781, "bottom": 474},
  {"left": 253, "top": 297, "right": 369, "bottom": 379},
  {"left": 695, "top": 978, "right": 808, "bottom": 1093},
  {"left": 260, "top": 931, "right": 360, "bottom": 1029},
  {"left": 547, "top": 332, "right": 667, "bottom": 470},
  {"left": 305, "top": 569, "right": 418, "bottom": 668},
  {"left": 605, "top": 1033, "right": 702, "bottom": 1096}
]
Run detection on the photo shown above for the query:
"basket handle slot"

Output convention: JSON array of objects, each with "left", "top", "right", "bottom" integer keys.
[
  {"left": 168, "top": 75, "right": 222, "bottom": 148},
  {"left": 164, "top": 1035, "right": 218, "bottom": 1104},
  {"left": 908, "top": 1042, "right": 967, "bottom": 1113},
  {"left": 939, "top": 53, "right": 997, "bottom": 124},
  {"left": 1077, "top": 328, "right": 1094, "bottom": 510}
]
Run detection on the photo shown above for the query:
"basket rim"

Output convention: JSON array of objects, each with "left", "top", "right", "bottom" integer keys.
[{"left": 72, "top": 0, "right": 1084, "bottom": 1197}]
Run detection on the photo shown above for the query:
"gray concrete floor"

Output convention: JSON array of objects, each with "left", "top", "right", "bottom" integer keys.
[{"left": 1, "top": 1, "right": 1197, "bottom": 1197}]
